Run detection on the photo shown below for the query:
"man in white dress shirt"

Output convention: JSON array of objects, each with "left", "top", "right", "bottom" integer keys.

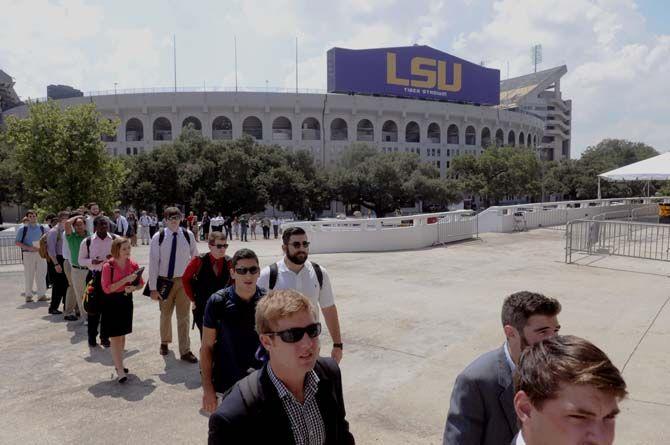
[
  {"left": 512, "top": 335, "right": 627, "bottom": 445},
  {"left": 257, "top": 226, "right": 343, "bottom": 364},
  {"left": 148, "top": 207, "right": 199, "bottom": 363},
  {"left": 139, "top": 210, "right": 152, "bottom": 245},
  {"left": 113, "top": 209, "right": 129, "bottom": 236}
]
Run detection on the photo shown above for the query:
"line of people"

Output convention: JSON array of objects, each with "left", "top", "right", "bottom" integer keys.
[{"left": 15, "top": 206, "right": 627, "bottom": 445}]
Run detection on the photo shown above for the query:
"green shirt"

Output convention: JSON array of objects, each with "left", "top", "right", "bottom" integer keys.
[{"left": 66, "top": 231, "right": 89, "bottom": 267}]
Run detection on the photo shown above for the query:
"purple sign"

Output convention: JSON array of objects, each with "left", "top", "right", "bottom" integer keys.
[{"left": 327, "top": 45, "right": 500, "bottom": 105}]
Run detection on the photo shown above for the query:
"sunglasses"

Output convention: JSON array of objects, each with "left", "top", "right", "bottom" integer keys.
[
  {"left": 168, "top": 216, "right": 181, "bottom": 221},
  {"left": 266, "top": 322, "right": 321, "bottom": 343},
  {"left": 212, "top": 243, "right": 229, "bottom": 249},
  {"left": 234, "top": 266, "right": 260, "bottom": 275},
  {"left": 288, "top": 241, "right": 310, "bottom": 249}
]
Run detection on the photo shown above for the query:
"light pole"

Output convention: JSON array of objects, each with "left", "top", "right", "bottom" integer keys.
[{"left": 114, "top": 82, "right": 118, "bottom": 96}]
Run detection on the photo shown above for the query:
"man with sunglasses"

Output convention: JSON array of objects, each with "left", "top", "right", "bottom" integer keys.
[
  {"left": 208, "top": 289, "right": 354, "bottom": 444},
  {"left": 183, "top": 231, "right": 234, "bottom": 338},
  {"left": 258, "top": 226, "right": 344, "bottom": 364},
  {"left": 200, "top": 248, "right": 265, "bottom": 413},
  {"left": 148, "top": 207, "right": 199, "bottom": 363}
]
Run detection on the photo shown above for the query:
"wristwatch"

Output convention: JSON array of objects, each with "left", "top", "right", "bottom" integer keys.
[{"left": 333, "top": 343, "right": 343, "bottom": 349}]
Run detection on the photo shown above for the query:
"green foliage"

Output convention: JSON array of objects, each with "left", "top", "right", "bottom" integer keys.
[
  {"left": 4, "top": 101, "right": 125, "bottom": 212},
  {"left": 0, "top": 133, "right": 25, "bottom": 205},
  {"left": 329, "top": 144, "right": 460, "bottom": 216},
  {"left": 451, "top": 146, "right": 540, "bottom": 205},
  {"left": 123, "top": 133, "right": 330, "bottom": 218},
  {"left": 544, "top": 139, "right": 659, "bottom": 199}
]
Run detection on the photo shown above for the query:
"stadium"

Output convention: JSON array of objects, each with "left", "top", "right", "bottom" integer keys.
[{"left": 2, "top": 45, "right": 571, "bottom": 178}]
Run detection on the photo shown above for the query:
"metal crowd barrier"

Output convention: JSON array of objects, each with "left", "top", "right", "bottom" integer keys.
[
  {"left": 0, "top": 236, "right": 22, "bottom": 265},
  {"left": 565, "top": 218, "right": 670, "bottom": 263}
]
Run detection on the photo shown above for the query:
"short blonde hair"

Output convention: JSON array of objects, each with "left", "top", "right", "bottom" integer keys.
[
  {"left": 110, "top": 236, "right": 130, "bottom": 258},
  {"left": 208, "top": 231, "right": 226, "bottom": 244},
  {"left": 255, "top": 289, "right": 317, "bottom": 334}
]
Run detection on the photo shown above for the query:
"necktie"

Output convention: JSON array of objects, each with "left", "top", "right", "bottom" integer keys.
[{"left": 167, "top": 232, "right": 178, "bottom": 278}]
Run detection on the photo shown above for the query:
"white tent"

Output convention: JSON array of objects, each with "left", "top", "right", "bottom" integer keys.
[{"left": 597, "top": 152, "right": 670, "bottom": 198}]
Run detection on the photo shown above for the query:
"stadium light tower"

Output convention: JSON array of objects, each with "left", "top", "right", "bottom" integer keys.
[{"left": 531, "top": 44, "right": 542, "bottom": 73}]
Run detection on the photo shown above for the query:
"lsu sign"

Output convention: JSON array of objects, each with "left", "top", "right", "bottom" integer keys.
[{"left": 327, "top": 45, "right": 500, "bottom": 105}]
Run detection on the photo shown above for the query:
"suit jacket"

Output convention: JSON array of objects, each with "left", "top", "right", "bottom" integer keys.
[
  {"left": 443, "top": 345, "right": 518, "bottom": 445},
  {"left": 208, "top": 358, "right": 355, "bottom": 444}
]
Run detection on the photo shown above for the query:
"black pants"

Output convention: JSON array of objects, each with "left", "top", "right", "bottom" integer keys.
[
  {"left": 273, "top": 225, "right": 279, "bottom": 239},
  {"left": 223, "top": 226, "right": 231, "bottom": 239},
  {"left": 48, "top": 255, "right": 69, "bottom": 312},
  {"left": 262, "top": 226, "right": 270, "bottom": 239},
  {"left": 240, "top": 225, "right": 248, "bottom": 242},
  {"left": 193, "top": 309, "right": 204, "bottom": 339},
  {"left": 87, "top": 312, "right": 109, "bottom": 345},
  {"left": 202, "top": 223, "right": 210, "bottom": 240}
]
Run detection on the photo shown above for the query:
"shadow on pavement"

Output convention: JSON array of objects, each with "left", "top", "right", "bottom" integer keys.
[
  {"left": 85, "top": 347, "right": 140, "bottom": 367},
  {"left": 67, "top": 321, "right": 87, "bottom": 344},
  {"left": 157, "top": 353, "right": 201, "bottom": 390},
  {"left": 41, "top": 314, "right": 68, "bottom": 323},
  {"left": 87, "top": 376, "right": 157, "bottom": 402},
  {"left": 17, "top": 301, "right": 50, "bottom": 310}
]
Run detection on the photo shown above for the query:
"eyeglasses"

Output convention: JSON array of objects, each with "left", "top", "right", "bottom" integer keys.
[
  {"left": 234, "top": 266, "right": 260, "bottom": 275},
  {"left": 288, "top": 241, "right": 310, "bottom": 249},
  {"left": 212, "top": 243, "right": 229, "bottom": 249},
  {"left": 265, "top": 323, "right": 321, "bottom": 343},
  {"left": 168, "top": 216, "right": 181, "bottom": 221}
]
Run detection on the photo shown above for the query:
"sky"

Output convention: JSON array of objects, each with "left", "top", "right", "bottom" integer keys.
[{"left": 1, "top": 0, "right": 668, "bottom": 158}]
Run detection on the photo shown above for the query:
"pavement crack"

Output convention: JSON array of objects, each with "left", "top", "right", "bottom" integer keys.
[
  {"left": 622, "top": 295, "right": 670, "bottom": 373},
  {"left": 350, "top": 341, "right": 428, "bottom": 359},
  {"left": 628, "top": 397, "right": 670, "bottom": 408}
]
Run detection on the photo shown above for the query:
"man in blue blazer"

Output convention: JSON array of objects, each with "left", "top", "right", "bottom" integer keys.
[{"left": 443, "top": 291, "right": 562, "bottom": 445}]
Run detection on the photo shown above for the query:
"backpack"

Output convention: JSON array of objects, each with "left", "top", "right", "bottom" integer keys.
[
  {"left": 20, "top": 225, "right": 45, "bottom": 247},
  {"left": 38, "top": 232, "right": 50, "bottom": 260},
  {"left": 268, "top": 262, "right": 323, "bottom": 290},
  {"left": 223, "top": 359, "right": 339, "bottom": 411},
  {"left": 82, "top": 263, "right": 113, "bottom": 314},
  {"left": 85, "top": 233, "right": 117, "bottom": 257},
  {"left": 158, "top": 227, "right": 191, "bottom": 246}
]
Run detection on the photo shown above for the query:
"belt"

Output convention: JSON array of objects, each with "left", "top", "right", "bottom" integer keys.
[{"left": 72, "top": 265, "right": 88, "bottom": 270}]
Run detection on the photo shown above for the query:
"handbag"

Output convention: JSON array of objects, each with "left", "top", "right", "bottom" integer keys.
[{"left": 142, "top": 276, "right": 173, "bottom": 301}]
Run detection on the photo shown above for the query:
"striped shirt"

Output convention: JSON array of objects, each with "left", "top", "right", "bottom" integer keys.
[{"left": 267, "top": 364, "right": 325, "bottom": 445}]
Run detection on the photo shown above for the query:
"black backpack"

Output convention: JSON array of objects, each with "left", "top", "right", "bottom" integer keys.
[
  {"left": 20, "top": 224, "right": 45, "bottom": 245},
  {"left": 268, "top": 262, "right": 323, "bottom": 290},
  {"left": 158, "top": 227, "right": 191, "bottom": 246}
]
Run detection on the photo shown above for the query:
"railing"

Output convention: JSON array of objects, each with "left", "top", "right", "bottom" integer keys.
[
  {"left": 23, "top": 86, "right": 329, "bottom": 103},
  {"left": 0, "top": 236, "right": 22, "bottom": 266},
  {"left": 565, "top": 219, "right": 670, "bottom": 264},
  {"left": 477, "top": 196, "right": 670, "bottom": 233},
  {"left": 285, "top": 210, "right": 478, "bottom": 253}
]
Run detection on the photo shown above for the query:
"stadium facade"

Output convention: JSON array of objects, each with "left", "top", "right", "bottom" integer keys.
[{"left": 3, "top": 46, "right": 571, "bottom": 179}]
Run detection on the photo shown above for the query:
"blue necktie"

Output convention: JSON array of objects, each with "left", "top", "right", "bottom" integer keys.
[{"left": 167, "top": 232, "right": 178, "bottom": 278}]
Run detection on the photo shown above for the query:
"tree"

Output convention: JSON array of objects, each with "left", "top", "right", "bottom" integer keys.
[
  {"left": 544, "top": 139, "right": 659, "bottom": 200},
  {"left": 123, "top": 133, "right": 333, "bottom": 218},
  {"left": 4, "top": 101, "right": 126, "bottom": 212},
  {"left": 451, "top": 146, "right": 540, "bottom": 206},
  {"left": 329, "top": 144, "right": 459, "bottom": 216},
  {"left": 0, "top": 133, "right": 25, "bottom": 207}
]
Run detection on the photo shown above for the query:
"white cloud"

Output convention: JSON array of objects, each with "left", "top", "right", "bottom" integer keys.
[{"left": 450, "top": 0, "right": 669, "bottom": 155}]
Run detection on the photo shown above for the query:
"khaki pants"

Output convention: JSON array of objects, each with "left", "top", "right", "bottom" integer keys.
[
  {"left": 69, "top": 266, "right": 89, "bottom": 318},
  {"left": 22, "top": 251, "right": 47, "bottom": 298},
  {"left": 159, "top": 277, "right": 191, "bottom": 355},
  {"left": 63, "top": 260, "right": 77, "bottom": 315}
]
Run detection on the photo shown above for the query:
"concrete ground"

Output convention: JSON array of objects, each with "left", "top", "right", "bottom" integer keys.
[{"left": 0, "top": 229, "right": 668, "bottom": 444}]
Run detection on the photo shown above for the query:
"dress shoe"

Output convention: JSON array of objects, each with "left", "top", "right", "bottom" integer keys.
[
  {"left": 180, "top": 351, "right": 198, "bottom": 363},
  {"left": 100, "top": 339, "right": 111, "bottom": 348},
  {"left": 159, "top": 344, "right": 168, "bottom": 355},
  {"left": 64, "top": 315, "right": 78, "bottom": 321},
  {"left": 49, "top": 309, "right": 63, "bottom": 315}
]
